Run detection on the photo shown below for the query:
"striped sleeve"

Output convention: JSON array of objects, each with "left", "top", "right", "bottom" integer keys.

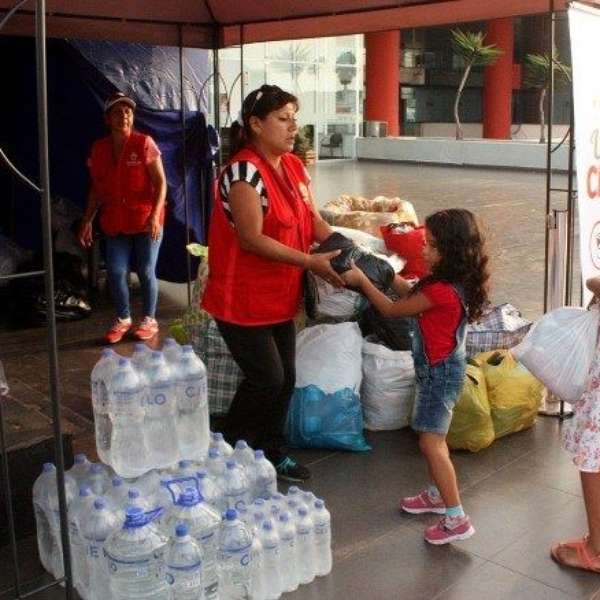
[{"left": 219, "top": 161, "right": 268, "bottom": 226}]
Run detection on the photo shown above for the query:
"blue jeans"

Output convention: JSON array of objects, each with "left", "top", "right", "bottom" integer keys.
[{"left": 104, "top": 231, "right": 163, "bottom": 320}]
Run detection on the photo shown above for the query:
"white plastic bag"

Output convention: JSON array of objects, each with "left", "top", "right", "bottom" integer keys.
[
  {"left": 512, "top": 306, "right": 600, "bottom": 403},
  {"left": 360, "top": 337, "right": 416, "bottom": 430},
  {"left": 295, "top": 322, "right": 363, "bottom": 393},
  {"left": 314, "top": 278, "right": 367, "bottom": 320}
]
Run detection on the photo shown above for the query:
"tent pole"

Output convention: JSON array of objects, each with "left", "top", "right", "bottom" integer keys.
[
  {"left": 240, "top": 24, "right": 245, "bottom": 105},
  {"left": 179, "top": 26, "right": 192, "bottom": 306},
  {"left": 543, "top": 0, "right": 555, "bottom": 314},
  {"left": 36, "top": 0, "right": 74, "bottom": 597}
]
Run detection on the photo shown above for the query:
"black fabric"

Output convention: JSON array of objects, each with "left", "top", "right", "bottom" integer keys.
[
  {"left": 359, "top": 305, "right": 413, "bottom": 351},
  {"left": 215, "top": 319, "right": 296, "bottom": 463},
  {"left": 313, "top": 232, "right": 395, "bottom": 292}
]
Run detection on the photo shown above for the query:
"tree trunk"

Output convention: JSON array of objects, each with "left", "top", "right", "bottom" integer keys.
[
  {"left": 539, "top": 87, "right": 547, "bottom": 144},
  {"left": 454, "top": 61, "right": 473, "bottom": 141}
]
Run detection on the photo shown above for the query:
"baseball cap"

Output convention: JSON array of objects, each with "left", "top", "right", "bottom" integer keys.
[{"left": 104, "top": 92, "right": 136, "bottom": 113}]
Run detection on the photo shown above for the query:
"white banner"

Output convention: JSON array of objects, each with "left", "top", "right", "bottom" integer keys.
[{"left": 569, "top": 2, "right": 600, "bottom": 305}]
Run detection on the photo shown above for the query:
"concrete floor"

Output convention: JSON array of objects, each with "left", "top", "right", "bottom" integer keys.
[{"left": 1, "top": 161, "right": 596, "bottom": 600}]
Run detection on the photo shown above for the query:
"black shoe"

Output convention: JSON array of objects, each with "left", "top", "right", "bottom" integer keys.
[{"left": 275, "top": 456, "right": 311, "bottom": 482}]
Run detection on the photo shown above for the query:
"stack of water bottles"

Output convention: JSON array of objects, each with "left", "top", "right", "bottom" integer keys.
[
  {"left": 91, "top": 339, "right": 211, "bottom": 476},
  {"left": 33, "top": 434, "right": 333, "bottom": 599}
]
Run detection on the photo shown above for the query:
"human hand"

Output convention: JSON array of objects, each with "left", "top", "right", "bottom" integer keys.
[
  {"left": 78, "top": 220, "right": 93, "bottom": 248},
  {"left": 340, "top": 260, "right": 367, "bottom": 289},
  {"left": 148, "top": 214, "right": 162, "bottom": 241},
  {"left": 306, "top": 250, "right": 345, "bottom": 288}
]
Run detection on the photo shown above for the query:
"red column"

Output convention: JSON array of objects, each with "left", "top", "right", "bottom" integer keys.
[
  {"left": 365, "top": 31, "right": 400, "bottom": 136},
  {"left": 483, "top": 18, "right": 514, "bottom": 139}
]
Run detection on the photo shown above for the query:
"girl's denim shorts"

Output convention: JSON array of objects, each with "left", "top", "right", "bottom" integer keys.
[{"left": 411, "top": 358, "right": 466, "bottom": 435}]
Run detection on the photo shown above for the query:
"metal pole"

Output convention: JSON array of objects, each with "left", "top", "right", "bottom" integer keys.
[
  {"left": 35, "top": 1, "right": 74, "bottom": 596},
  {"left": 566, "top": 89, "right": 576, "bottom": 305},
  {"left": 213, "top": 46, "right": 221, "bottom": 170},
  {"left": 178, "top": 27, "right": 192, "bottom": 307},
  {"left": 544, "top": 0, "right": 556, "bottom": 314},
  {"left": 240, "top": 25, "right": 245, "bottom": 106}
]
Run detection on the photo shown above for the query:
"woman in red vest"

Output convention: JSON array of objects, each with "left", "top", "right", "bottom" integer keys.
[
  {"left": 78, "top": 92, "right": 167, "bottom": 344},
  {"left": 203, "top": 85, "right": 343, "bottom": 481}
]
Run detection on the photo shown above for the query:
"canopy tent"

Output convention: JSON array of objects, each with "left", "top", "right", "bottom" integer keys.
[{"left": 1, "top": 0, "right": 568, "bottom": 48}]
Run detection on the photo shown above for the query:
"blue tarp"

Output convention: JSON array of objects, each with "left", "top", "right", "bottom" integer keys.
[{"left": 0, "top": 37, "right": 217, "bottom": 283}]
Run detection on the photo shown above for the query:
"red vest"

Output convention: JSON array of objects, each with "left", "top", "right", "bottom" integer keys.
[
  {"left": 202, "top": 148, "right": 315, "bottom": 325},
  {"left": 89, "top": 131, "right": 164, "bottom": 236}
]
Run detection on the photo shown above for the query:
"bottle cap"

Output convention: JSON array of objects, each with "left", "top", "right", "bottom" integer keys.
[
  {"left": 279, "top": 511, "right": 291, "bottom": 522},
  {"left": 253, "top": 499, "right": 265, "bottom": 507},
  {"left": 262, "top": 520, "right": 273, "bottom": 531},
  {"left": 94, "top": 498, "right": 107, "bottom": 510},
  {"left": 112, "top": 477, "right": 123, "bottom": 487},
  {"left": 298, "top": 507, "right": 308, "bottom": 517},
  {"left": 89, "top": 463, "right": 104, "bottom": 474},
  {"left": 163, "top": 337, "right": 176, "bottom": 346},
  {"left": 288, "top": 486, "right": 300, "bottom": 495},
  {"left": 74, "top": 453, "right": 87, "bottom": 465},
  {"left": 254, "top": 511, "right": 265, "bottom": 522},
  {"left": 175, "top": 523, "right": 189, "bottom": 537},
  {"left": 179, "top": 460, "right": 193, "bottom": 468},
  {"left": 225, "top": 509, "right": 237, "bottom": 521},
  {"left": 128, "top": 488, "right": 140, "bottom": 499},
  {"left": 134, "top": 343, "right": 147, "bottom": 352},
  {"left": 118, "top": 357, "right": 128, "bottom": 367},
  {"left": 213, "top": 432, "right": 224, "bottom": 441},
  {"left": 271, "top": 493, "right": 284, "bottom": 501},
  {"left": 101, "top": 348, "right": 114, "bottom": 357},
  {"left": 254, "top": 450, "right": 265, "bottom": 460},
  {"left": 235, "top": 440, "right": 249, "bottom": 450},
  {"left": 182, "top": 345, "right": 193, "bottom": 353},
  {"left": 79, "top": 486, "right": 92, "bottom": 497},
  {"left": 196, "top": 470, "right": 207, "bottom": 479},
  {"left": 208, "top": 448, "right": 220, "bottom": 459},
  {"left": 43, "top": 463, "right": 55, "bottom": 472},
  {"left": 226, "top": 461, "right": 236, "bottom": 470},
  {"left": 314, "top": 499, "right": 325, "bottom": 509},
  {"left": 177, "top": 488, "right": 200, "bottom": 507}
]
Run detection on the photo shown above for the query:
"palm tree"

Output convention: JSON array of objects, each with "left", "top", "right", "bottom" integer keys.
[
  {"left": 523, "top": 52, "right": 571, "bottom": 143},
  {"left": 451, "top": 29, "right": 503, "bottom": 140}
]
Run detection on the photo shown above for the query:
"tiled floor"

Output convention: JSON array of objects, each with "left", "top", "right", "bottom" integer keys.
[{"left": 1, "top": 161, "right": 597, "bottom": 599}]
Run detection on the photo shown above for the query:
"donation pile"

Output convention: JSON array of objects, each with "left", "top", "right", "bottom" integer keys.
[{"left": 32, "top": 438, "right": 332, "bottom": 599}]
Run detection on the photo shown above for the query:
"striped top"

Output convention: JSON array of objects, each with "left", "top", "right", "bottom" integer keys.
[{"left": 219, "top": 161, "right": 268, "bottom": 226}]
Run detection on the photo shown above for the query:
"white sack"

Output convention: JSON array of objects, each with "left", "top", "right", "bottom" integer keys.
[
  {"left": 360, "top": 337, "right": 416, "bottom": 430},
  {"left": 512, "top": 306, "right": 599, "bottom": 403},
  {"left": 295, "top": 322, "right": 363, "bottom": 393}
]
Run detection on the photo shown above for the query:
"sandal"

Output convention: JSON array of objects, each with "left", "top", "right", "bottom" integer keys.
[{"left": 550, "top": 535, "right": 600, "bottom": 573}]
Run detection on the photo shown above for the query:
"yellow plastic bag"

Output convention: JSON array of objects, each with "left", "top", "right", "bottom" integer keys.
[
  {"left": 477, "top": 350, "right": 545, "bottom": 439},
  {"left": 447, "top": 362, "right": 495, "bottom": 452}
]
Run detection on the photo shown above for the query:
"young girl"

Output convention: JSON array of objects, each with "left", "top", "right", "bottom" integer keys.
[
  {"left": 550, "top": 276, "right": 600, "bottom": 572},
  {"left": 342, "top": 208, "right": 490, "bottom": 545}
]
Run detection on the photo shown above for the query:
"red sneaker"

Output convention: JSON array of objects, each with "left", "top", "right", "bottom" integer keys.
[
  {"left": 133, "top": 316, "right": 159, "bottom": 341},
  {"left": 400, "top": 489, "right": 446, "bottom": 515},
  {"left": 104, "top": 318, "right": 132, "bottom": 344},
  {"left": 424, "top": 515, "right": 475, "bottom": 545}
]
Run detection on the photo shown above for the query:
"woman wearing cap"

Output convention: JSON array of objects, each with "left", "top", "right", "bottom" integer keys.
[
  {"left": 78, "top": 92, "right": 167, "bottom": 344},
  {"left": 202, "top": 84, "right": 343, "bottom": 482}
]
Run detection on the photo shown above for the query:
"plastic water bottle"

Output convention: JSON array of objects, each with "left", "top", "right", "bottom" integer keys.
[
  {"left": 206, "top": 448, "right": 226, "bottom": 480},
  {"left": 106, "top": 477, "right": 129, "bottom": 512},
  {"left": 287, "top": 486, "right": 302, "bottom": 499},
  {"left": 104, "top": 506, "right": 168, "bottom": 599},
  {"left": 68, "top": 454, "right": 91, "bottom": 485},
  {"left": 68, "top": 486, "right": 96, "bottom": 597},
  {"left": 296, "top": 507, "right": 316, "bottom": 584},
  {"left": 313, "top": 499, "right": 332, "bottom": 576},
  {"left": 84, "top": 463, "right": 109, "bottom": 496},
  {"left": 81, "top": 498, "right": 119, "bottom": 600},
  {"left": 162, "top": 337, "right": 182, "bottom": 367},
  {"left": 91, "top": 349, "right": 117, "bottom": 464},
  {"left": 131, "top": 343, "right": 152, "bottom": 374},
  {"left": 278, "top": 512, "right": 299, "bottom": 593},
  {"left": 252, "top": 451, "right": 277, "bottom": 501},
  {"left": 109, "top": 358, "right": 148, "bottom": 478},
  {"left": 222, "top": 461, "right": 251, "bottom": 511},
  {"left": 232, "top": 440, "right": 255, "bottom": 469},
  {"left": 172, "top": 460, "right": 198, "bottom": 480},
  {"left": 302, "top": 492, "right": 318, "bottom": 513},
  {"left": 269, "top": 493, "right": 285, "bottom": 514},
  {"left": 196, "top": 470, "right": 223, "bottom": 512},
  {"left": 32, "top": 463, "right": 77, "bottom": 577},
  {"left": 249, "top": 528, "right": 267, "bottom": 600},
  {"left": 165, "top": 523, "right": 204, "bottom": 600},
  {"left": 125, "top": 488, "right": 150, "bottom": 513},
  {"left": 145, "top": 351, "right": 179, "bottom": 469},
  {"left": 162, "top": 488, "right": 221, "bottom": 600},
  {"left": 210, "top": 432, "right": 233, "bottom": 458},
  {"left": 260, "top": 519, "right": 282, "bottom": 600},
  {"left": 177, "top": 346, "right": 210, "bottom": 462},
  {"left": 217, "top": 509, "right": 252, "bottom": 600}
]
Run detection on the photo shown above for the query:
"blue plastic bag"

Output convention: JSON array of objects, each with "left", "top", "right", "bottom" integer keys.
[{"left": 286, "top": 385, "right": 371, "bottom": 452}]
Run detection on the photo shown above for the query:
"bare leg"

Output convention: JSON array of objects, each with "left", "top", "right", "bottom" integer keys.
[
  {"left": 581, "top": 471, "right": 600, "bottom": 554},
  {"left": 419, "top": 432, "right": 461, "bottom": 508}
]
